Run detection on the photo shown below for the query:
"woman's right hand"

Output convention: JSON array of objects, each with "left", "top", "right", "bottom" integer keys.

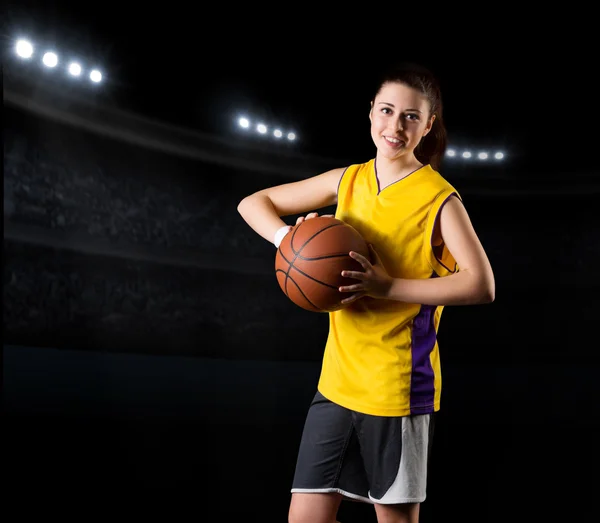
[{"left": 295, "top": 212, "right": 334, "bottom": 225}]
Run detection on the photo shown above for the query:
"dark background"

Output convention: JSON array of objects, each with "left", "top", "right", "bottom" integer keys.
[{"left": 2, "top": 4, "right": 599, "bottom": 522}]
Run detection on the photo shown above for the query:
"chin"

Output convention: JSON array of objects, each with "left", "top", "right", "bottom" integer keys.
[{"left": 379, "top": 147, "right": 410, "bottom": 161}]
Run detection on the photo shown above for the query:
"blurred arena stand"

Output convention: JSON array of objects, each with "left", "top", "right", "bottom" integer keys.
[{"left": 4, "top": 67, "right": 599, "bottom": 361}]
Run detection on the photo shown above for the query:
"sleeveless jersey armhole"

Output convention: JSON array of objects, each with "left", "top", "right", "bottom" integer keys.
[
  {"left": 423, "top": 189, "right": 461, "bottom": 277},
  {"left": 335, "top": 165, "right": 354, "bottom": 212}
]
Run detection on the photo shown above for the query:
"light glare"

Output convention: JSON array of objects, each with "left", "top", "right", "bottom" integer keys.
[
  {"left": 42, "top": 51, "right": 58, "bottom": 67},
  {"left": 234, "top": 115, "right": 297, "bottom": 144},
  {"left": 69, "top": 62, "right": 82, "bottom": 76},
  {"left": 90, "top": 69, "right": 102, "bottom": 83},
  {"left": 16, "top": 39, "right": 34, "bottom": 58}
]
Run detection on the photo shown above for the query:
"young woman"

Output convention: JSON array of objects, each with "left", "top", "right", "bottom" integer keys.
[{"left": 237, "top": 62, "right": 495, "bottom": 523}]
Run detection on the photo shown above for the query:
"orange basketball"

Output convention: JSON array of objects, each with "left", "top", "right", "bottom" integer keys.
[{"left": 275, "top": 216, "right": 370, "bottom": 312}]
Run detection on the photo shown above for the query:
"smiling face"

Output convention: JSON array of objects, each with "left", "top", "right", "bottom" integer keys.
[{"left": 369, "top": 81, "right": 435, "bottom": 162}]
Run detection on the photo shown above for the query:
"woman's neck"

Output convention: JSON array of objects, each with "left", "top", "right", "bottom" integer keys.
[{"left": 375, "top": 153, "right": 424, "bottom": 182}]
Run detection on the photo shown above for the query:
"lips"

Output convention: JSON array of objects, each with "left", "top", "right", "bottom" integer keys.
[{"left": 384, "top": 136, "right": 405, "bottom": 147}]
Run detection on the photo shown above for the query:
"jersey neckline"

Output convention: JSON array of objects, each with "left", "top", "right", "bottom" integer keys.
[{"left": 373, "top": 159, "right": 430, "bottom": 196}]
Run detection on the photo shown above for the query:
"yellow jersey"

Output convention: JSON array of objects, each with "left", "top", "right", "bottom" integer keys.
[{"left": 318, "top": 159, "right": 460, "bottom": 416}]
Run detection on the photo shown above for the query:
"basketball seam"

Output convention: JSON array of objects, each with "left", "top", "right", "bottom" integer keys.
[
  {"left": 291, "top": 222, "right": 345, "bottom": 255},
  {"left": 285, "top": 222, "right": 344, "bottom": 293},
  {"left": 276, "top": 220, "right": 348, "bottom": 310},
  {"left": 281, "top": 252, "right": 352, "bottom": 262},
  {"left": 274, "top": 270, "right": 320, "bottom": 311},
  {"left": 282, "top": 264, "right": 339, "bottom": 290}
]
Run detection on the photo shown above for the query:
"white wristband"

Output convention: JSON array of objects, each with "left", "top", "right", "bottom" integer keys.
[{"left": 274, "top": 225, "right": 292, "bottom": 248}]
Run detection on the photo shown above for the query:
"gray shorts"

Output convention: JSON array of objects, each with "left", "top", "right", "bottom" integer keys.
[{"left": 291, "top": 391, "right": 435, "bottom": 504}]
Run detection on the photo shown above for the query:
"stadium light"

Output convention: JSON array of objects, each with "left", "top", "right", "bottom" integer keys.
[
  {"left": 235, "top": 115, "right": 298, "bottom": 143},
  {"left": 42, "top": 52, "right": 58, "bottom": 68},
  {"left": 445, "top": 147, "right": 506, "bottom": 164},
  {"left": 68, "top": 62, "right": 82, "bottom": 76},
  {"left": 12, "top": 37, "right": 106, "bottom": 85},
  {"left": 15, "top": 39, "right": 34, "bottom": 59},
  {"left": 90, "top": 69, "right": 102, "bottom": 83}
]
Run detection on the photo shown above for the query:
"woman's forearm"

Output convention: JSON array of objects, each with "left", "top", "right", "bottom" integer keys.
[
  {"left": 385, "top": 269, "right": 495, "bottom": 306},
  {"left": 237, "top": 194, "right": 288, "bottom": 245}
]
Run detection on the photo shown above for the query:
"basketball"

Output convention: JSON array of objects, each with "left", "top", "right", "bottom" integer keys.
[{"left": 275, "top": 216, "right": 370, "bottom": 312}]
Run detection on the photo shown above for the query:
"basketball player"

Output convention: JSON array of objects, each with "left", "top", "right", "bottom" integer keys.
[{"left": 237, "top": 63, "right": 495, "bottom": 523}]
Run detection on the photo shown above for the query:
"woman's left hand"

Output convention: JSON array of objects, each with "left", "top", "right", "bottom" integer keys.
[{"left": 339, "top": 244, "right": 393, "bottom": 305}]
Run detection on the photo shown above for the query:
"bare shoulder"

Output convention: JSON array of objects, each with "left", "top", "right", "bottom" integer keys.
[
  {"left": 438, "top": 195, "right": 480, "bottom": 243},
  {"left": 439, "top": 195, "right": 492, "bottom": 273},
  {"left": 440, "top": 194, "right": 471, "bottom": 223}
]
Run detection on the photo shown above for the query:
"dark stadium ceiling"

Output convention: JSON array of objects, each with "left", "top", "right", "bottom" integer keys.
[{"left": 3, "top": 2, "right": 596, "bottom": 179}]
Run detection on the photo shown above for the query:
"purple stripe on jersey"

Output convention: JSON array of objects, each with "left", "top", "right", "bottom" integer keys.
[{"left": 410, "top": 304, "right": 437, "bottom": 415}]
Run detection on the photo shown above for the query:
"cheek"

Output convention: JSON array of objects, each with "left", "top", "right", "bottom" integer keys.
[
  {"left": 370, "top": 114, "right": 385, "bottom": 132},
  {"left": 369, "top": 118, "right": 378, "bottom": 135},
  {"left": 408, "top": 122, "right": 427, "bottom": 138}
]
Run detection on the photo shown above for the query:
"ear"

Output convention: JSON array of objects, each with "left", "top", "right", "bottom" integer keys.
[{"left": 422, "top": 114, "right": 436, "bottom": 138}]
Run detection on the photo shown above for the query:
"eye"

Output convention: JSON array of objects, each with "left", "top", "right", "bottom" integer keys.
[
  {"left": 405, "top": 113, "right": 420, "bottom": 121},
  {"left": 381, "top": 107, "right": 393, "bottom": 115}
]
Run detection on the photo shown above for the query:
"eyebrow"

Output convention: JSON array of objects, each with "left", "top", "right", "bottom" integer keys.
[{"left": 378, "top": 102, "right": 423, "bottom": 113}]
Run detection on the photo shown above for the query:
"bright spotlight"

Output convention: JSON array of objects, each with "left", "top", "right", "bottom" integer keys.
[
  {"left": 42, "top": 51, "right": 58, "bottom": 67},
  {"left": 16, "top": 39, "right": 34, "bottom": 59},
  {"left": 273, "top": 129, "right": 283, "bottom": 138},
  {"left": 494, "top": 152, "right": 504, "bottom": 160},
  {"left": 238, "top": 117, "right": 250, "bottom": 129},
  {"left": 287, "top": 132, "right": 296, "bottom": 141},
  {"left": 90, "top": 69, "right": 102, "bottom": 83},
  {"left": 462, "top": 151, "right": 472, "bottom": 159},
  {"left": 446, "top": 149, "right": 456, "bottom": 157},
  {"left": 69, "top": 62, "right": 82, "bottom": 76},
  {"left": 478, "top": 152, "right": 489, "bottom": 160},
  {"left": 256, "top": 123, "right": 267, "bottom": 134}
]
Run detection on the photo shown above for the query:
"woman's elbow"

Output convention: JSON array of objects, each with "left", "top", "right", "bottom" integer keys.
[
  {"left": 237, "top": 195, "right": 255, "bottom": 216},
  {"left": 237, "top": 195, "right": 249, "bottom": 212},
  {"left": 478, "top": 276, "right": 495, "bottom": 304}
]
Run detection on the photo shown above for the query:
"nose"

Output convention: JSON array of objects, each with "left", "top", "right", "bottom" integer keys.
[{"left": 393, "top": 115, "right": 404, "bottom": 132}]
